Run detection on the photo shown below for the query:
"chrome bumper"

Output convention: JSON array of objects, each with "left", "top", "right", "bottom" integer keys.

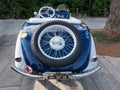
[
  {"left": 11, "top": 65, "right": 100, "bottom": 80},
  {"left": 69, "top": 66, "right": 100, "bottom": 79},
  {"left": 11, "top": 66, "right": 46, "bottom": 80}
]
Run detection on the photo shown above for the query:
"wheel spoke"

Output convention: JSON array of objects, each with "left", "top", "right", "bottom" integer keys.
[
  {"left": 53, "top": 50, "right": 57, "bottom": 58},
  {"left": 42, "top": 47, "right": 51, "bottom": 53},
  {"left": 62, "top": 49, "right": 68, "bottom": 56},
  {"left": 62, "top": 32, "right": 68, "bottom": 38},
  {"left": 59, "top": 30, "right": 64, "bottom": 36},
  {"left": 40, "top": 40, "right": 49, "bottom": 43},
  {"left": 40, "top": 42, "right": 49, "bottom": 47},
  {"left": 38, "top": 24, "right": 76, "bottom": 60},
  {"left": 65, "top": 46, "right": 72, "bottom": 51},
  {"left": 47, "top": 32, "right": 53, "bottom": 38},
  {"left": 64, "top": 36, "right": 72, "bottom": 41},
  {"left": 48, "top": 48, "right": 52, "bottom": 56},
  {"left": 58, "top": 50, "right": 62, "bottom": 57}
]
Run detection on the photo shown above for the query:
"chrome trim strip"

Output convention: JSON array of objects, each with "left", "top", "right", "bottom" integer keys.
[
  {"left": 44, "top": 72, "right": 71, "bottom": 74},
  {"left": 11, "top": 65, "right": 45, "bottom": 80},
  {"left": 69, "top": 67, "right": 100, "bottom": 79}
]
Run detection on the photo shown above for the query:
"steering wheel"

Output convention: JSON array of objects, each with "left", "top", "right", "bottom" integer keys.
[{"left": 39, "top": 6, "right": 55, "bottom": 18}]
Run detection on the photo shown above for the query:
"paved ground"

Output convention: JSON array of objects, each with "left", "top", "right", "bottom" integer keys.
[
  {"left": 0, "top": 19, "right": 120, "bottom": 90},
  {"left": 0, "top": 18, "right": 106, "bottom": 38},
  {"left": 81, "top": 18, "right": 107, "bottom": 29}
]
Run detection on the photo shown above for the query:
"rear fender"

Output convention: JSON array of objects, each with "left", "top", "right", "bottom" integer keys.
[
  {"left": 84, "top": 34, "right": 98, "bottom": 71},
  {"left": 15, "top": 31, "right": 26, "bottom": 69}
]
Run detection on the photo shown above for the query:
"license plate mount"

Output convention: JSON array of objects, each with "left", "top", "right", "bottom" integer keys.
[{"left": 47, "top": 74, "right": 69, "bottom": 79}]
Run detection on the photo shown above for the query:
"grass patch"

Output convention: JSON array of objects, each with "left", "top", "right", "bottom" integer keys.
[{"left": 92, "top": 31, "right": 120, "bottom": 43}]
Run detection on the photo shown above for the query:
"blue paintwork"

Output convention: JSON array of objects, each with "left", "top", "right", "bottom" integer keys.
[
  {"left": 53, "top": 10, "right": 70, "bottom": 19},
  {"left": 21, "top": 23, "right": 91, "bottom": 72}
]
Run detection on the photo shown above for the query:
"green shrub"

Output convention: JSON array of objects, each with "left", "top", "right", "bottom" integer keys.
[
  {"left": 91, "top": 0, "right": 110, "bottom": 17},
  {"left": 0, "top": 0, "right": 110, "bottom": 19}
]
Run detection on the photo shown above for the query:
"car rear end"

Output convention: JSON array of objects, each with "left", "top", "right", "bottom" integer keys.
[{"left": 12, "top": 18, "right": 100, "bottom": 80}]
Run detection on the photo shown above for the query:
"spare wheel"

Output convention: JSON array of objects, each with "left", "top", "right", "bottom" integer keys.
[{"left": 31, "top": 20, "right": 83, "bottom": 68}]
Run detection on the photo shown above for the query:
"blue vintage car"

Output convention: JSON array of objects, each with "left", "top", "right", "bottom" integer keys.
[{"left": 12, "top": 6, "right": 100, "bottom": 80}]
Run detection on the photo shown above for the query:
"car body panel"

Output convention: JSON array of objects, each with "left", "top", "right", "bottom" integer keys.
[{"left": 20, "top": 25, "right": 91, "bottom": 72}]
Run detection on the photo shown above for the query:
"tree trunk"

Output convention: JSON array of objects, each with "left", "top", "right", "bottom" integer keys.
[
  {"left": 88, "top": 0, "right": 92, "bottom": 16},
  {"left": 105, "top": 0, "right": 120, "bottom": 37}
]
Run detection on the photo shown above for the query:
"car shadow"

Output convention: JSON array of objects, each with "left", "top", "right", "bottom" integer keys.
[
  {"left": 35, "top": 74, "right": 99, "bottom": 90},
  {"left": 38, "top": 79, "right": 61, "bottom": 90},
  {"left": 37, "top": 79, "right": 85, "bottom": 90}
]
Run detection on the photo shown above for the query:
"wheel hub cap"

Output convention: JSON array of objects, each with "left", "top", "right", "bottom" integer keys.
[{"left": 50, "top": 36, "right": 65, "bottom": 50}]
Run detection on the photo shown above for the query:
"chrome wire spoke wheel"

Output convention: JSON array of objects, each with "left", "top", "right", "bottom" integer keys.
[{"left": 38, "top": 25, "right": 77, "bottom": 60}]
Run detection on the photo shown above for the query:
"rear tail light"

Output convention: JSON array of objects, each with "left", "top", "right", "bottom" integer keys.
[
  {"left": 24, "top": 65, "right": 33, "bottom": 74},
  {"left": 92, "top": 57, "right": 98, "bottom": 62},
  {"left": 15, "top": 58, "right": 21, "bottom": 62}
]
